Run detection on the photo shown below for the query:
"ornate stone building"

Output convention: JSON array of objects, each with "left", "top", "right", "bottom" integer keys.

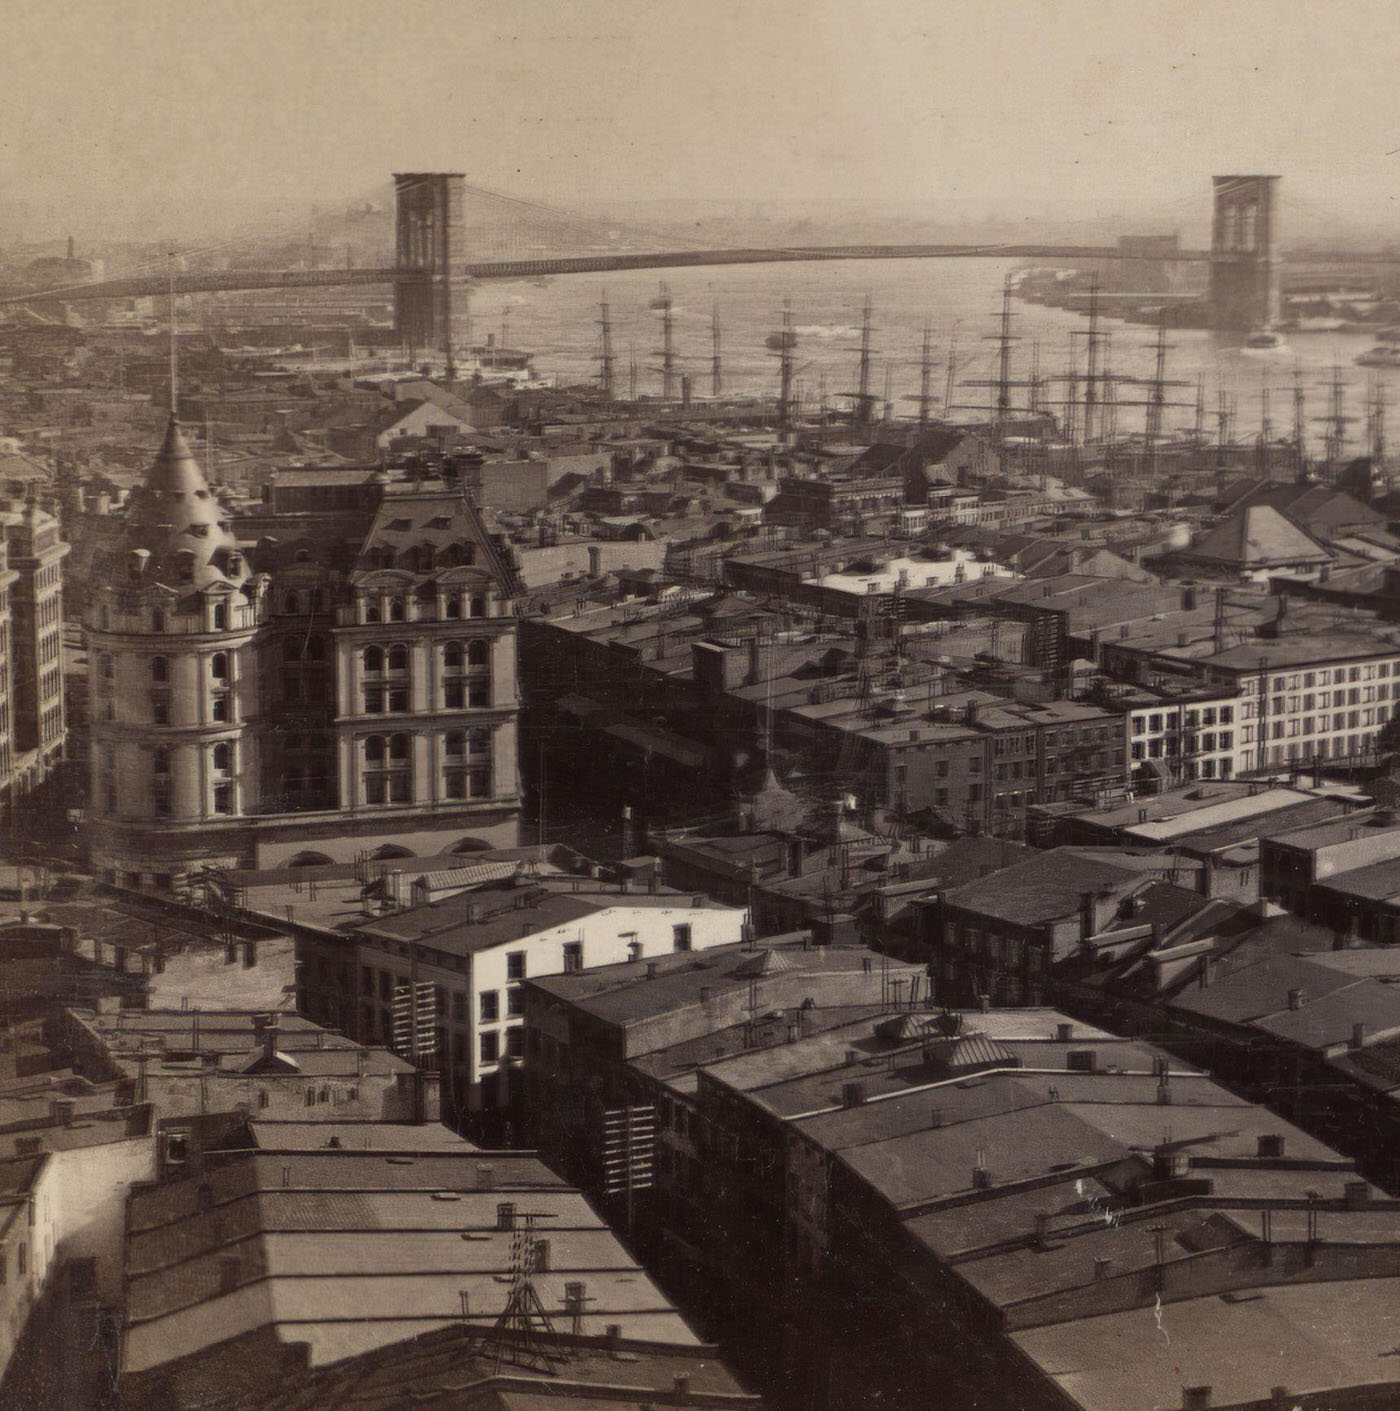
[{"left": 84, "top": 417, "right": 521, "bottom": 886}]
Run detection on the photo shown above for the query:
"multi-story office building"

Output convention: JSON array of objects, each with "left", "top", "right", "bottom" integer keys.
[
  {"left": 1103, "top": 599, "right": 1400, "bottom": 775},
  {"left": 83, "top": 417, "right": 522, "bottom": 887},
  {"left": 294, "top": 871, "right": 747, "bottom": 1116}
]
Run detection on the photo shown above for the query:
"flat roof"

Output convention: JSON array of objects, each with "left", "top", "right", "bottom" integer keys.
[{"left": 1012, "top": 1279, "right": 1400, "bottom": 1411}]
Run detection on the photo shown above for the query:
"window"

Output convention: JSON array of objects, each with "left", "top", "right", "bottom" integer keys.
[
  {"left": 445, "top": 731, "right": 465, "bottom": 757},
  {"left": 150, "top": 656, "right": 168, "bottom": 683},
  {"left": 480, "top": 1031, "right": 499, "bottom": 1064},
  {"left": 506, "top": 1027, "right": 524, "bottom": 1059},
  {"left": 153, "top": 746, "right": 170, "bottom": 775},
  {"left": 211, "top": 695, "right": 228, "bottom": 722},
  {"left": 563, "top": 942, "right": 582, "bottom": 974},
  {"left": 470, "top": 596, "right": 486, "bottom": 618},
  {"left": 213, "top": 742, "right": 232, "bottom": 774},
  {"left": 506, "top": 951, "right": 525, "bottom": 980},
  {"left": 151, "top": 694, "right": 169, "bottom": 725},
  {"left": 673, "top": 923, "right": 692, "bottom": 952},
  {"left": 364, "top": 646, "right": 385, "bottom": 675},
  {"left": 507, "top": 988, "right": 525, "bottom": 1017},
  {"left": 387, "top": 644, "right": 408, "bottom": 673},
  {"left": 213, "top": 784, "right": 232, "bottom": 815},
  {"left": 444, "top": 642, "right": 464, "bottom": 670},
  {"left": 480, "top": 990, "right": 499, "bottom": 1022},
  {"left": 467, "top": 639, "right": 489, "bottom": 667},
  {"left": 283, "top": 592, "right": 300, "bottom": 614},
  {"left": 213, "top": 603, "right": 228, "bottom": 630},
  {"left": 389, "top": 598, "right": 405, "bottom": 622}
]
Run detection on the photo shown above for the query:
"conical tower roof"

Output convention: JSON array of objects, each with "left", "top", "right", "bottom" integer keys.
[{"left": 108, "top": 417, "right": 249, "bottom": 592}]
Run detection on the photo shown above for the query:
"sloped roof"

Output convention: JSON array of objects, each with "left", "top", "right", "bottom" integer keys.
[{"left": 1186, "top": 503, "right": 1332, "bottom": 569}]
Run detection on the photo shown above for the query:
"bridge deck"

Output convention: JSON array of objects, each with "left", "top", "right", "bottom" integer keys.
[
  {"left": 0, "top": 243, "right": 1216, "bottom": 304},
  {"left": 5, "top": 242, "right": 1393, "bottom": 306}
]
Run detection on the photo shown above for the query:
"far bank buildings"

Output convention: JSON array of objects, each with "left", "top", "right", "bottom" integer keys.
[{"left": 84, "top": 416, "right": 522, "bottom": 887}]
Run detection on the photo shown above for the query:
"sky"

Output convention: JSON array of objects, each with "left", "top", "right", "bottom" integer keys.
[{"left": 5, "top": 0, "right": 1400, "bottom": 245}]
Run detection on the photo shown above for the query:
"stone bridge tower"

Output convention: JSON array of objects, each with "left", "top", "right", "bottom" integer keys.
[
  {"left": 1209, "top": 174, "right": 1281, "bottom": 331},
  {"left": 393, "top": 172, "right": 464, "bottom": 375}
]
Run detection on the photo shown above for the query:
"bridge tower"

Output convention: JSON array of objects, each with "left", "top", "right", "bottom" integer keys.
[
  {"left": 393, "top": 172, "right": 464, "bottom": 376},
  {"left": 1208, "top": 175, "right": 1281, "bottom": 331}
]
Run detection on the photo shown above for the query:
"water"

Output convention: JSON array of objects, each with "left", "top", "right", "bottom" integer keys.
[{"left": 462, "top": 259, "right": 1392, "bottom": 459}]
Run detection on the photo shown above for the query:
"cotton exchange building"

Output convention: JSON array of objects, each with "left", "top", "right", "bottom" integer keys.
[{"left": 82, "top": 419, "right": 523, "bottom": 888}]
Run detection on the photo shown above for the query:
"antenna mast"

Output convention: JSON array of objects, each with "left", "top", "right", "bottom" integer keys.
[{"left": 167, "top": 251, "right": 179, "bottom": 418}]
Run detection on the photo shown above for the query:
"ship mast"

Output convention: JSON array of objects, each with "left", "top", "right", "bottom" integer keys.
[
  {"left": 711, "top": 303, "right": 722, "bottom": 399},
  {"left": 596, "top": 292, "right": 615, "bottom": 402},
  {"left": 918, "top": 323, "right": 933, "bottom": 426}
]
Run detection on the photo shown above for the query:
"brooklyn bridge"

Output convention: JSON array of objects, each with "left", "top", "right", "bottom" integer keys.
[{"left": 4, "top": 171, "right": 1394, "bottom": 342}]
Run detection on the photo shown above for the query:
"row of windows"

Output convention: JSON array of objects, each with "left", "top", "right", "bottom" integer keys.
[
  {"left": 360, "top": 594, "right": 489, "bottom": 624},
  {"left": 362, "top": 640, "right": 490, "bottom": 674},
  {"left": 363, "top": 681, "right": 491, "bottom": 713}
]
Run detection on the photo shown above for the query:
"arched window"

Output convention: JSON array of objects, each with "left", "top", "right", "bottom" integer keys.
[
  {"left": 152, "top": 608, "right": 165, "bottom": 633},
  {"left": 444, "top": 730, "right": 465, "bottom": 757},
  {"left": 444, "top": 642, "right": 463, "bottom": 670},
  {"left": 469, "top": 596, "right": 486, "bottom": 618},
  {"left": 211, "top": 653, "right": 228, "bottom": 681},
  {"left": 388, "top": 732, "right": 410, "bottom": 760},
  {"left": 283, "top": 591, "right": 301, "bottom": 614},
  {"left": 467, "top": 640, "right": 489, "bottom": 667},
  {"left": 365, "top": 599, "right": 381, "bottom": 624},
  {"left": 363, "top": 646, "right": 383, "bottom": 675},
  {"left": 364, "top": 735, "right": 384, "bottom": 764},
  {"left": 150, "top": 656, "right": 168, "bottom": 683},
  {"left": 445, "top": 596, "right": 462, "bottom": 620},
  {"left": 387, "top": 644, "right": 408, "bottom": 673},
  {"left": 212, "top": 742, "right": 232, "bottom": 773},
  {"left": 212, "top": 603, "right": 228, "bottom": 630},
  {"left": 468, "top": 727, "right": 490, "bottom": 755},
  {"left": 153, "top": 746, "right": 170, "bottom": 775},
  {"left": 389, "top": 598, "right": 406, "bottom": 622}
]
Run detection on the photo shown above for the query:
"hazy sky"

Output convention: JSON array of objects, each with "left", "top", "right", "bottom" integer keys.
[{"left": 5, "top": 0, "right": 1400, "bottom": 243}]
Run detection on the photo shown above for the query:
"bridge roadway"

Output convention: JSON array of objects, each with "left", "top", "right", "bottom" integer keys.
[
  {"left": 6, "top": 241, "right": 1397, "bottom": 306},
  {"left": 0, "top": 242, "right": 1220, "bottom": 304}
]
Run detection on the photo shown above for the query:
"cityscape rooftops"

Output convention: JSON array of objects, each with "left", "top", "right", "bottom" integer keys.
[{"left": 121, "top": 1148, "right": 700, "bottom": 1383}]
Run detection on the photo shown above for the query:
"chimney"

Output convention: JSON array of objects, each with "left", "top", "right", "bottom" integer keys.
[
  {"left": 972, "top": 1165, "right": 992, "bottom": 1191},
  {"left": 1287, "top": 987, "right": 1305, "bottom": 1011},
  {"left": 646, "top": 961, "right": 659, "bottom": 980},
  {"left": 1350, "top": 1022, "right": 1366, "bottom": 1051},
  {"left": 1156, "top": 1076, "right": 1173, "bottom": 1106},
  {"left": 841, "top": 1081, "right": 866, "bottom": 1108},
  {"left": 1257, "top": 1133, "right": 1284, "bottom": 1159},
  {"left": 673, "top": 1376, "right": 692, "bottom": 1398},
  {"left": 979, "top": 993, "right": 991, "bottom": 1014},
  {"left": 1182, "top": 1388, "right": 1212, "bottom": 1411},
  {"left": 1056, "top": 1022, "right": 1073, "bottom": 1043},
  {"left": 1034, "top": 1212, "right": 1051, "bottom": 1247},
  {"left": 1092, "top": 1256, "right": 1113, "bottom": 1282}
]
